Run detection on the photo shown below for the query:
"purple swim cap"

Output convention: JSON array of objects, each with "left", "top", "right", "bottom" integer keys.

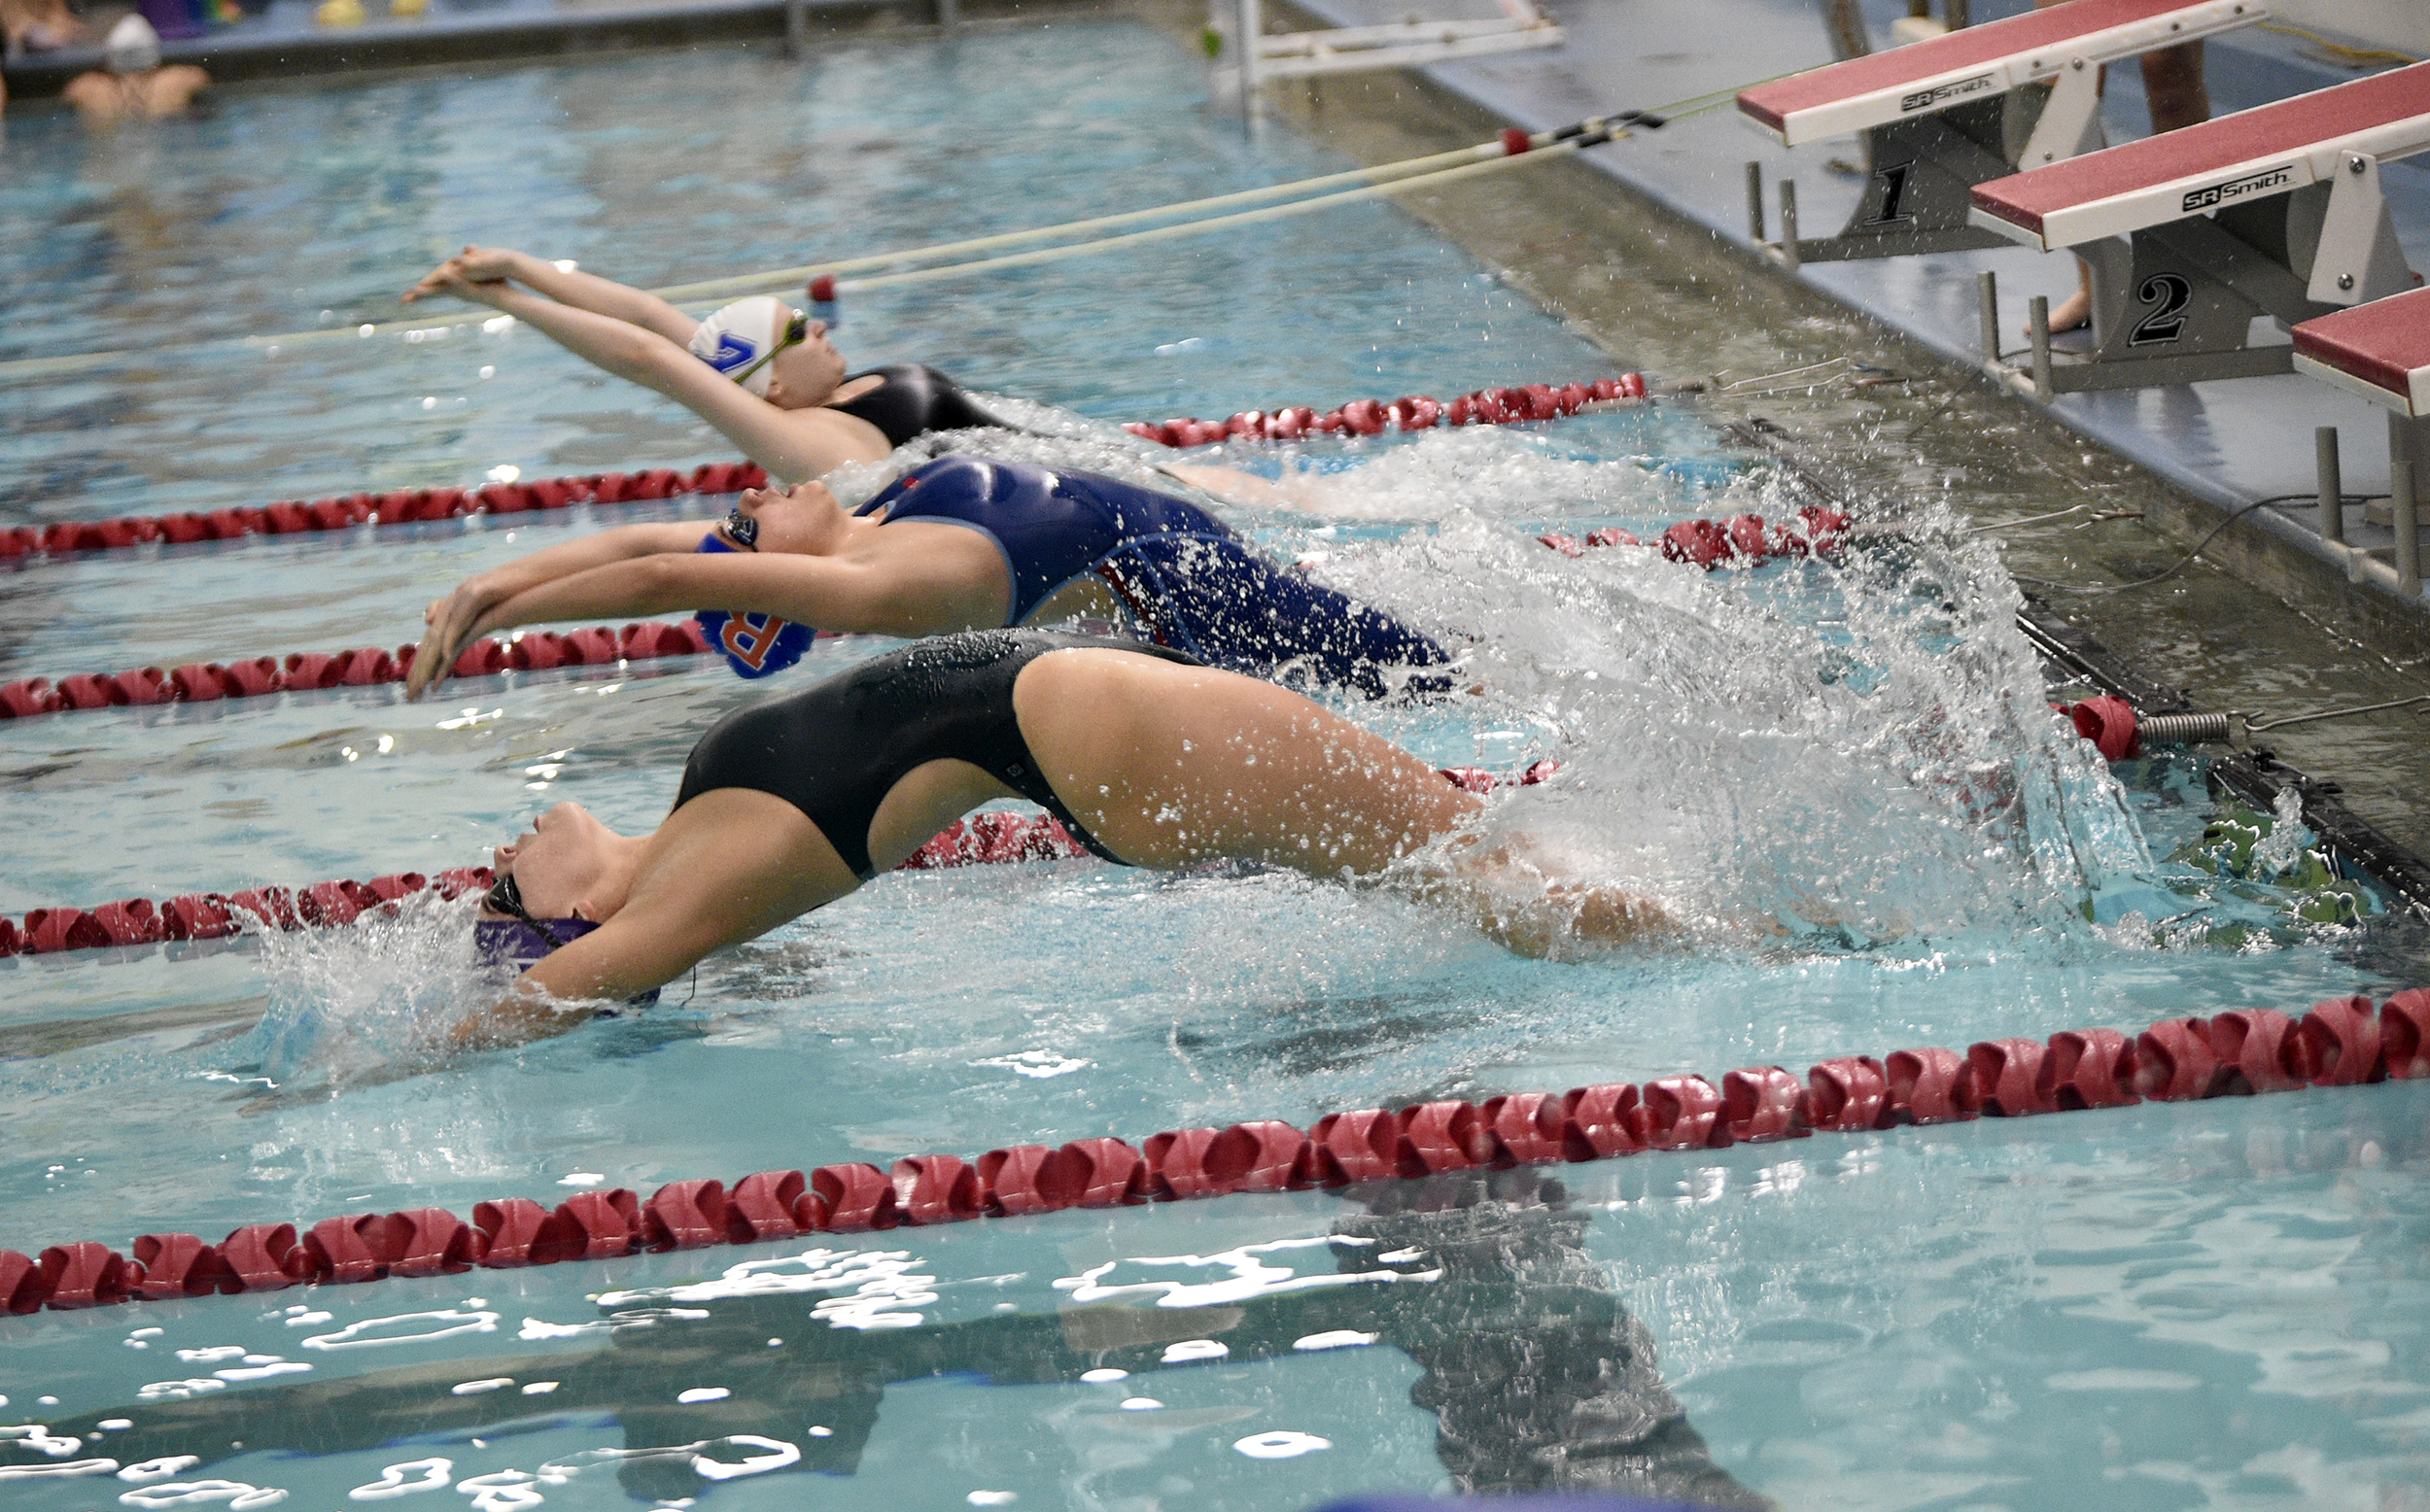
[
  {"left": 473, "top": 914, "right": 600, "bottom": 973},
  {"left": 473, "top": 916, "right": 660, "bottom": 1008}
]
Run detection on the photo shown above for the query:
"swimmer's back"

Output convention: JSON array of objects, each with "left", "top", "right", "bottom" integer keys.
[{"left": 828, "top": 364, "right": 1003, "bottom": 447}]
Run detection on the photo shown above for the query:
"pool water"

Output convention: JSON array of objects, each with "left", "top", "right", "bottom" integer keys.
[{"left": 5, "top": 20, "right": 2430, "bottom": 1512}]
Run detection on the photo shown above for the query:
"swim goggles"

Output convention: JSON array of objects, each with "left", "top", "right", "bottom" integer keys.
[
  {"left": 725, "top": 311, "right": 810, "bottom": 393},
  {"left": 719, "top": 508, "right": 759, "bottom": 550}
]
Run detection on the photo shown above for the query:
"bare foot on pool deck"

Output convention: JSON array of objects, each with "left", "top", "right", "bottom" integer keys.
[{"left": 2029, "top": 261, "right": 2096, "bottom": 339}]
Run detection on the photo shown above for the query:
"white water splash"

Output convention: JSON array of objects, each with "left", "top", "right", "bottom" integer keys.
[{"left": 242, "top": 892, "right": 508, "bottom": 1091}]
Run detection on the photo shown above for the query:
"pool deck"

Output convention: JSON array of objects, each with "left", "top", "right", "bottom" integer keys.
[
  {"left": 0, "top": 0, "right": 963, "bottom": 93},
  {"left": 1269, "top": 0, "right": 2430, "bottom": 635}
]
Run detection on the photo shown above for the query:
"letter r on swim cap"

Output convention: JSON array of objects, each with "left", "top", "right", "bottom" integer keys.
[{"left": 720, "top": 613, "right": 789, "bottom": 671}]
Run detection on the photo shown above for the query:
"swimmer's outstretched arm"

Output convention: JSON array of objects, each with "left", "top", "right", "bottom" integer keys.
[
  {"left": 402, "top": 247, "right": 698, "bottom": 344},
  {"left": 406, "top": 534, "right": 1006, "bottom": 700},
  {"left": 400, "top": 262, "right": 873, "bottom": 487},
  {"left": 408, "top": 520, "right": 721, "bottom": 698}
]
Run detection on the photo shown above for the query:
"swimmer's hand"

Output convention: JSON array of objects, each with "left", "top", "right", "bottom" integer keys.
[
  {"left": 402, "top": 245, "right": 522, "bottom": 306},
  {"left": 1420, "top": 839, "right": 1675, "bottom": 958},
  {"left": 448, "top": 982, "right": 598, "bottom": 1051},
  {"left": 405, "top": 576, "right": 506, "bottom": 700}
]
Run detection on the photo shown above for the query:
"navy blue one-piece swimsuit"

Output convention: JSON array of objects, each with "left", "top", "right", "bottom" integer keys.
[{"left": 860, "top": 456, "right": 1449, "bottom": 700}]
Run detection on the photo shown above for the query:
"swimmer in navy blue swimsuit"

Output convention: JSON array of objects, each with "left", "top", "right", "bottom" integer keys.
[
  {"left": 852, "top": 457, "right": 1449, "bottom": 699},
  {"left": 411, "top": 454, "right": 1452, "bottom": 704}
]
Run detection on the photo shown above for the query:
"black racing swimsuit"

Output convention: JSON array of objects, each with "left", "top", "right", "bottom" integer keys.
[
  {"left": 672, "top": 630, "right": 1200, "bottom": 880},
  {"left": 827, "top": 364, "right": 1003, "bottom": 447}
]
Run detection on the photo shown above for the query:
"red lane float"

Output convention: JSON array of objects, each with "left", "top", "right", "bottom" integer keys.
[
  {"left": 2, "top": 376, "right": 1656, "bottom": 564},
  {"left": 0, "top": 463, "right": 769, "bottom": 565},
  {"left": 1124, "top": 374, "right": 1649, "bottom": 448},
  {"left": 0, "top": 620, "right": 715, "bottom": 725},
  {"left": 5, "top": 990, "right": 2424, "bottom": 1317}
]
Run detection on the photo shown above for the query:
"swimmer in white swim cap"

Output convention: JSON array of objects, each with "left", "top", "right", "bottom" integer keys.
[
  {"left": 104, "top": 12, "right": 162, "bottom": 73},
  {"left": 63, "top": 15, "right": 211, "bottom": 124},
  {"left": 401, "top": 248, "right": 1001, "bottom": 485}
]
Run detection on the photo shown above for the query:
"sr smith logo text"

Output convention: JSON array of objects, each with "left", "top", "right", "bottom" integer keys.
[
  {"left": 2181, "top": 164, "right": 2294, "bottom": 213},
  {"left": 1899, "top": 74, "right": 1995, "bottom": 113}
]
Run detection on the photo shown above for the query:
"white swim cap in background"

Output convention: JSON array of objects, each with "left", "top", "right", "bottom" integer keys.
[
  {"left": 104, "top": 14, "right": 163, "bottom": 75},
  {"left": 688, "top": 296, "right": 786, "bottom": 397}
]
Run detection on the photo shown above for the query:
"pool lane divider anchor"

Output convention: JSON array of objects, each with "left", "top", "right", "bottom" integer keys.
[
  {"left": 5, "top": 990, "right": 2426, "bottom": 1315},
  {"left": 0, "top": 503, "right": 1834, "bottom": 726},
  {"left": 0, "top": 767, "right": 1558, "bottom": 958},
  {"left": 0, "top": 377, "right": 1648, "bottom": 564}
]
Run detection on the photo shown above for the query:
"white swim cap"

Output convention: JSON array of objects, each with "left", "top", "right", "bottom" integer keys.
[
  {"left": 688, "top": 296, "right": 787, "bottom": 397},
  {"left": 104, "top": 14, "right": 162, "bottom": 75}
]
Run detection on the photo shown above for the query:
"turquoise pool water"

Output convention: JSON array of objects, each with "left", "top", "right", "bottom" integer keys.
[{"left": 5, "top": 20, "right": 2430, "bottom": 1511}]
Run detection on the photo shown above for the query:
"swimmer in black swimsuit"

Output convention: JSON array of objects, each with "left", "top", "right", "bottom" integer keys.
[
  {"left": 460, "top": 631, "right": 1670, "bottom": 1048},
  {"left": 402, "top": 247, "right": 1002, "bottom": 485}
]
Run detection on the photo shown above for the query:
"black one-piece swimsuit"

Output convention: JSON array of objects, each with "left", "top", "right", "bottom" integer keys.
[{"left": 673, "top": 630, "right": 1199, "bottom": 879}]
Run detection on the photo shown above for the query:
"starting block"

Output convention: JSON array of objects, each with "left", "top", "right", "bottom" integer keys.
[
  {"left": 1737, "top": 0, "right": 2264, "bottom": 267},
  {"left": 1970, "top": 61, "right": 2430, "bottom": 396},
  {"left": 2293, "top": 285, "right": 2430, "bottom": 595}
]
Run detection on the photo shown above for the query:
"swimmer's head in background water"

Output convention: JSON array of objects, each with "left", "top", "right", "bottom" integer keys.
[
  {"left": 104, "top": 14, "right": 162, "bottom": 74},
  {"left": 688, "top": 296, "right": 800, "bottom": 398},
  {"left": 693, "top": 526, "right": 815, "bottom": 678}
]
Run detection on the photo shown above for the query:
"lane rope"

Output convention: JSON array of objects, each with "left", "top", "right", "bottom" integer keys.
[
  {"left": 0, "top": 109, "right": 1664, "bottom": 386},
  {"left": 3, "top": 989, "right": 2420, "bottom": 1313},
  {"left": 0, "top": 495, "right": 1836, "bottom": 725},
  {"left": 0, "top": 377, "right": 1646, "bottom": 563}
]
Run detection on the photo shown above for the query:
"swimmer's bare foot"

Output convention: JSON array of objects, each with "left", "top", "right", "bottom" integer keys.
[
  {"left": 2045, "top": 287, "right": 2093, "bottom": 334},
  {"left": 2030, "top": 260, "right": 2096, "bottom": 337}
]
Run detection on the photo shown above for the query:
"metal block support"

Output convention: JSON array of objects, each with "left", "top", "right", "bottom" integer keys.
[
  {"left": 2317, "top": 426, "right": 2344, "bottom": 544},
  {"left": 1977, "top": 270, "right": 1999, "bottom": 362},
  {"left": 2029, "top": 295, "right": 2054, "bottom": 402},
  {"left": 1780, "top": 180, "right": 1800, "bottom": 272},
  {"left": 1747, "top": 162, "right": 1766, "bottom": 245},
  {"left": 2396, "top": 458, "right": 2421, "bottom": 597}
]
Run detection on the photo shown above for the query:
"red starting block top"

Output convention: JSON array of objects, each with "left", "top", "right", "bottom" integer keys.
[
  {"left": 1738, "top": 0, "right": 2259, "bottom": 148},
  {"left": 2294, "top": 285, "right": 2430, "bottom": 417},
  {"left": 1972, "top": 61, "right": 2430, "bottom": 250}
]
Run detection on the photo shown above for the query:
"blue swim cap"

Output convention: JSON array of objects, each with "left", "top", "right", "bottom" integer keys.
[{"left": 694, "top": 531, "right": 815, "bottom": 679}]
